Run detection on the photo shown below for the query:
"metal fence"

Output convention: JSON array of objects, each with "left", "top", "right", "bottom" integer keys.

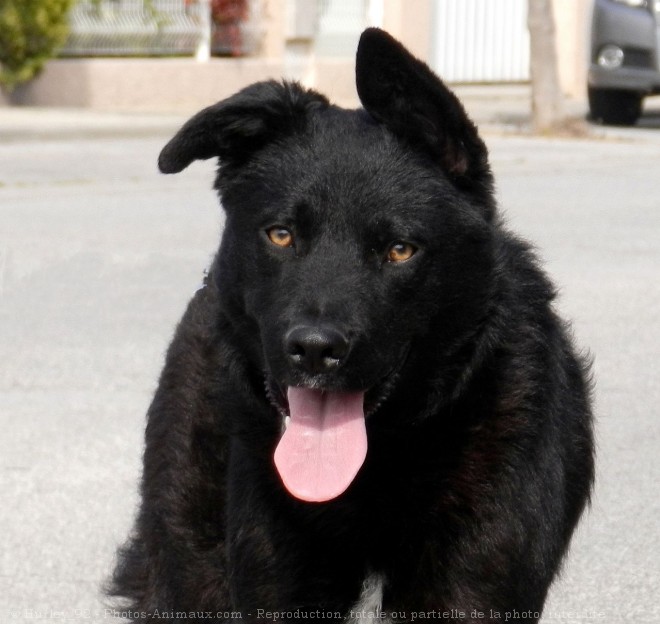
[
  {"left": 60, "top": 0, "right": 259, "bottom": 57},
  {"left": 431, "top": 0, "right": 530, "bottom": 82}
]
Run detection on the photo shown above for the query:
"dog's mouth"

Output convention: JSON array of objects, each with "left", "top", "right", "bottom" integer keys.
[{"left": 265, "top": 360, "right": 404, "bottom": 504}]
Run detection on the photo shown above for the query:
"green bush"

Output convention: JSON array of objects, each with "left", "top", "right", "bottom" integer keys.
[{"left": 0, "top": 0, "right": 74, "bottom": 91}]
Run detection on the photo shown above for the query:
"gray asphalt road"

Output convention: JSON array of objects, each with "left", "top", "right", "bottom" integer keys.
[{"left": 1, "top": 119, "right": 659, "bottom": 623}]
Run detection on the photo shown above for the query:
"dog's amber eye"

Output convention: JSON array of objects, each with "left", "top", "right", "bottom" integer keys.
[
  {"left": 387, "top": 242, "right": 417, "bottom": 263},
  {"left": 266, "top": 227, "right": 294, "bottom": 248}
]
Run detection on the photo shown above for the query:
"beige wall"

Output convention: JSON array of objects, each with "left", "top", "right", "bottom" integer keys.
[
  {"left": 381, "top": 0, "right": 433, "bottom": 63},
  {"left": 7, "top": 58, "right": 285, "bottom": 112},
  {"left": 553, "top": 0, "right": 592, "bottom": 99}
]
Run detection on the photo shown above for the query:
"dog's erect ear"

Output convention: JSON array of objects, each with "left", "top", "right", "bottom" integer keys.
[
  {"left": 158, "top": 81, "right": 329, "bottom": 174},
  {"left": 356, "top": 28, "right": 490, "bottom": 188}
]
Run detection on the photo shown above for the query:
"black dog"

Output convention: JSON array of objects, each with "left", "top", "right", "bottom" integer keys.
[{"left": 110, "top": 28, "right": 594, "bottom": 623}]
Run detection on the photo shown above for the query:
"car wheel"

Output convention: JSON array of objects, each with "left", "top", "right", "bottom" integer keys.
[{"left": 588, "top": 88, "right": 643, "bottom": 126}]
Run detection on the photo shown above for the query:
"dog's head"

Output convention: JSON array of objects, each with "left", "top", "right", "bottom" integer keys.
[{"left": 159, "top": 29, "right": 496, "bottom": 503}]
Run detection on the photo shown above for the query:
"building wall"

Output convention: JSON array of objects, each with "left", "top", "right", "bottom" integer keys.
[{"left": 1, "top": 0, "right": 592, "bottom": 110}]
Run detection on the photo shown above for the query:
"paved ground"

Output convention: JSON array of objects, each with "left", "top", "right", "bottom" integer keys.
[{"left": 1, "top": 93, "right": 659, "bottom": 622}]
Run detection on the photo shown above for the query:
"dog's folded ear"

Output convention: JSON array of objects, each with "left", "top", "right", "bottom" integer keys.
[
  {"left": 356, "top": 28, "right": 490, "bottom": 190},
  {"left": 158, "top": 81, "right": 329, "bottom": 174}
]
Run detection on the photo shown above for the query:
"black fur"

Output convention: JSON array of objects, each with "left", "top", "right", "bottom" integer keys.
[{"left": 109, "top": 28, "right": 594, "bottom": 623}]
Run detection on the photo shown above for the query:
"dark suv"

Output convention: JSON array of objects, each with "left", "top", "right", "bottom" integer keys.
[{"left": 589, "top": 0, "right": 660, "bottom": 125}]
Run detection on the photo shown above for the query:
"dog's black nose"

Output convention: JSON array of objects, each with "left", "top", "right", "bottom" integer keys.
[{"left": 285, "top": 325, "right": 350, "bottom": 374}]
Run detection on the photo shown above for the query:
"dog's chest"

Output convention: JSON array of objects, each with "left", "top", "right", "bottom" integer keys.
[{"left": 347, "top": 573, "right": 394, "bottom": 623}]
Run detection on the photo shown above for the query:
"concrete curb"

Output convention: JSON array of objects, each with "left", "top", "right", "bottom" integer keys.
[
  {"left": 0, "top": 108, "right": 187, "bottom": 142},
  {"left": 15, "top": 84, "right": 660, "bottom": 144},
  {"left": 0, "top": 84, "right": 544, "bottom": 142}
]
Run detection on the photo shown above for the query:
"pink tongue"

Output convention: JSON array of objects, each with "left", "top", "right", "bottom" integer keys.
[{"left": 274, "top": 387, "right": 367, "bottom": 502}]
